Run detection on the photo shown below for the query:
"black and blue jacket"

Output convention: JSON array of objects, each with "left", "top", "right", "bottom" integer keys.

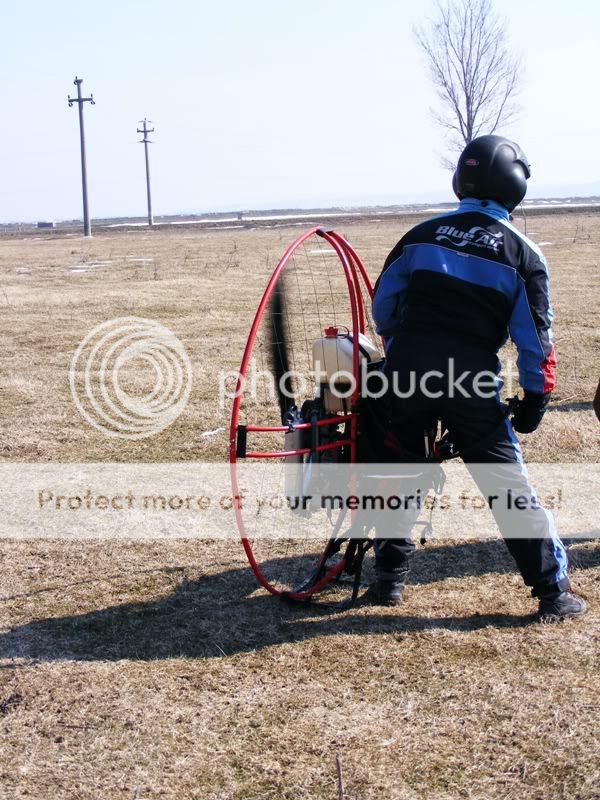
[{"left": 372, "top": 198, "right": 557, "bottom": 394}]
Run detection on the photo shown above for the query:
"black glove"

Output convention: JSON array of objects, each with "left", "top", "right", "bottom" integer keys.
[{"left": 511, "top": 391, "right": 551, "bottom": 434}]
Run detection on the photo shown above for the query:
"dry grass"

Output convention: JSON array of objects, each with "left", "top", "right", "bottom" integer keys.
[
  {"left": 0, "top": 214, "right": 597, "bottom": 464},
  {"left": 0, "top": 212, "right": 599, "bottom": 800}
]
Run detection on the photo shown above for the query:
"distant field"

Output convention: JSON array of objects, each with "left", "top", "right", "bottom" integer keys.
[
  {"left": 0, "top": 212, "right": 598, "bottom": 799},
  {"left": 0, "top": 210, "right": 598, "bottom": 463},
  {"left": 2, "top": 196, "right": 599, "bottom": 236}
]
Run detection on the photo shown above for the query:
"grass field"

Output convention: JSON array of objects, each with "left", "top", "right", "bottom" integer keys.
[{"left": 1, "top": 211, "right": 599, "bottom": 799}]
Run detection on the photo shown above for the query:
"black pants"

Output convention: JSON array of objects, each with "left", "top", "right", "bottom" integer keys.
[{"left": 371, "top": 333, "right": 569, "bottom": 598}]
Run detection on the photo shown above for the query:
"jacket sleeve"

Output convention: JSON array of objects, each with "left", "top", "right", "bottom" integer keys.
[
  {"left": 372, "top": 240, "right": 412, "bottom": 340},
  {"left": 508, "top": 251, "right": 557, "bottom": 394}
]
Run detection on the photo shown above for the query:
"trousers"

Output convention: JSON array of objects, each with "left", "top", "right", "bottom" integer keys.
[{"left": 371, "top": 333, "right": 569, "bottom": 598}]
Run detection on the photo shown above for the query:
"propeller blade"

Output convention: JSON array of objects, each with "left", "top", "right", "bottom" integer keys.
[{"left": 268, "top": 280, "right": 296, "bottom": 423}]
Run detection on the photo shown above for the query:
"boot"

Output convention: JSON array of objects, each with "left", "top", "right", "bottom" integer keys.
[
  {"left": 538, "top": 591, "right": 587, "bottom": 622},
  {"left": 363, "top": 579, "right": 405, "bottom": 606},
  {"left": 362, "top": 567, "right": 409, "bottom": 607}
]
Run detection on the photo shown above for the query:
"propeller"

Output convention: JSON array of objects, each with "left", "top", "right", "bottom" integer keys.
[{"left": 267, "top": 278, "right": 296, "bottom": 424}]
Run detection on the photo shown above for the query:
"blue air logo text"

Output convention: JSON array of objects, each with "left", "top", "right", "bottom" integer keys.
[{"left": 435, "top": 225, "right": 503, "bottom": 254}]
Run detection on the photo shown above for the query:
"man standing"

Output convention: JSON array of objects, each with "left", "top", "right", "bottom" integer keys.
[{"left": 369, "top": 135, "right": 586, "bottom": 621}]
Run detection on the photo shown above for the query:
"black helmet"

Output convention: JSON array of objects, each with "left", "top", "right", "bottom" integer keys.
[{"left": 452, "top": 135, "right": 531, "bottom": 211}]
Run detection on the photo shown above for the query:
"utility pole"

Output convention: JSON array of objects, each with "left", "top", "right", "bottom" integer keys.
[
  {"left": 67, "top": 76, "right": 95, "bottom": 237},
  {"left": 137, "top": 118, "right": 155, "bottom": 226}
]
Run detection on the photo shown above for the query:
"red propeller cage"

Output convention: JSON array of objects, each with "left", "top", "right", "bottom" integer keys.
[{"left": 229, "top": 227, "right": 375, "bottom": 598}]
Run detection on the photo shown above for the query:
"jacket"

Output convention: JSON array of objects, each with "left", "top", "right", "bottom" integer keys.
[{"left": 372, "top": 198, "right": 557, "bottom": 394}]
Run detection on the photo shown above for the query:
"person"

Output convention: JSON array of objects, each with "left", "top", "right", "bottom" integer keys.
[{"left": 368, "top": 134, "right": 586, "bottom": 621}]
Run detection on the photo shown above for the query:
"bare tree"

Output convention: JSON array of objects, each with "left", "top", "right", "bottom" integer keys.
[{"left": 415, "top": 0, "right": 521, "bottom": 167}]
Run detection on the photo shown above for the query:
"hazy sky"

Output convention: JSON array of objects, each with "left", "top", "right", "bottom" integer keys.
[{"left": 1, "top": 0, "right": 598, "bottom": 222}]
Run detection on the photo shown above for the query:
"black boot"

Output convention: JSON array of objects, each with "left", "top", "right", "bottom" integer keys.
[
  {"left": 538, "top": 591, "right": 587, "bottom": 622},
  {"left": 363, "top": 579, "right": 405, "bottom": 606},
  {"left": 362, "top": 568, "right": 408, "bottom": 607}
]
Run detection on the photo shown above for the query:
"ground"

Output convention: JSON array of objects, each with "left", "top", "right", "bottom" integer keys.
[{"left": 0, "top": 211, "right": 599, "bottom": 800}]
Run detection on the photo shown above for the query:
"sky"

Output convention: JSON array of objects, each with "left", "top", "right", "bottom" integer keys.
[{"left": 1, "top": 0, "right": 599, "bottom": 222}]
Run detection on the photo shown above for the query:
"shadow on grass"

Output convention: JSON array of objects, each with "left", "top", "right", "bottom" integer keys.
[
  {"left": 550, "top": 401, "right": 594, "bottom": 413},
  {"left": 1, "top": 540, "right": 598, "bottom": 664}
]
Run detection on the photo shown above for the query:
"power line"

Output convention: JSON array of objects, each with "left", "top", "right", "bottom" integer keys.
[
  {"left": 137, "top": 118, "right": 155, "bottom": 227},
  {"left": 67, "top": 76, "right": 95, "bottom": 237}
]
